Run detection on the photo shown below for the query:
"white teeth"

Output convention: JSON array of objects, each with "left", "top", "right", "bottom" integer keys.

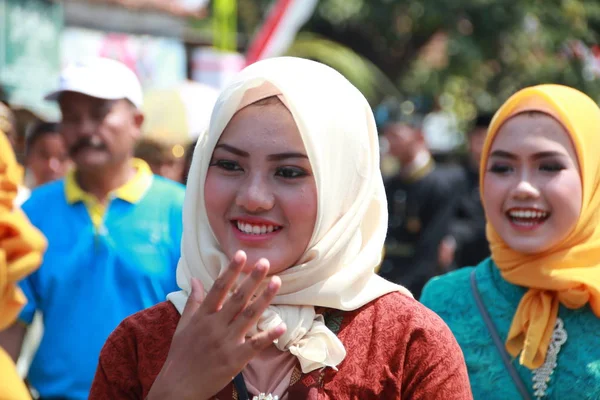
[
  {"left": 236, "top": 221, "right": 280, "bottom": 235},
  {"left": 508, "top": 210, "right": 548, "bottom": 219}
]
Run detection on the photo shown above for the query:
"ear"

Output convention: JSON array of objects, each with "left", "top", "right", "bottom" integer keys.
[{"left": 132, "top": 111, "right": 145, "bottom": 140}]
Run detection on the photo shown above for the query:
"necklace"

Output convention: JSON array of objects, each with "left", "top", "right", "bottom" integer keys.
[{"left": 532, "top": 317, "right": 568, "bottom": 399}]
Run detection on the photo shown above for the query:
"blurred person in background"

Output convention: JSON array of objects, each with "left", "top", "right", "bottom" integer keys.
[
  {"left": 25, "top": 122, "right": 71, "bottom": 188},
  {"left": 0, "top": 102, "right": 17, "bottom": 149},
  {"left": 0, "top": 57, "right": 185, "bottom": 400},
  {"left": 180, "top": 138, "right": 197, "bottom": 185},
  {"left": 378, "top": 110, "right": 460, "bottom": 299},
  {"left": 134, "top": 138, "right": 184, "bottom": 182},
  {"left": 0, "top": 103, "right": 33, "bottom": 206},
  {"left": 440, "top": 113, "right": 493, "bottom": 269},
  {"left": 0, "top": 127, "right": 47, "bottom": 400},
  {"left": 0, "top": 102, "right": 17, "bottom": 159}
]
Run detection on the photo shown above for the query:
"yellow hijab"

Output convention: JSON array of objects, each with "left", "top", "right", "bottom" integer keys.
[
  {"left": 0, "top": 128, "right": 47, "bottom": 399},
  {"left": 480, "top": 84, "right": 600, "bottom": 369}
]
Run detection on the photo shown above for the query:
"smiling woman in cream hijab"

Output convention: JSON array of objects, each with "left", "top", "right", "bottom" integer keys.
[
  {"left": 90, "top": 57, "right": 471, "bottom": 400},
  {"left": 422, "top": 84, "right": 600, "bottom": 399}
]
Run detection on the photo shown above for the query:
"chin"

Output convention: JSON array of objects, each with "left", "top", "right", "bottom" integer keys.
[
  {"left": 503, "top": 237, "right": 555, "bottom": 254},
  {"left": 240, "top": 252, "right": 286, "bottom": 275}
]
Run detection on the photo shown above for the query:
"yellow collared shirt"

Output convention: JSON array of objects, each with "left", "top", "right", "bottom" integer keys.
[{"left": 65, "top": 158, "right": 153, "bottom": 228}]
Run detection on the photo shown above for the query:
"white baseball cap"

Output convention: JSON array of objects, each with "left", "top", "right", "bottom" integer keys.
[{"left": 45, "top": 57, "right": 143, "bottom": 109}]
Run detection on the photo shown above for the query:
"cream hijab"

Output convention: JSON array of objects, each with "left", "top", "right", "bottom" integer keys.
[{"left": 168, "top": 57, "right": 410, "bottom": 373}]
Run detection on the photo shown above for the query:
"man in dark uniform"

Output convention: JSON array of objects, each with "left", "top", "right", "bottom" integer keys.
[
  {"left": 378, "top": 115, "right": 460, "bottom": 299},
  {"left": 441, "top": 113, "right": 492, "bottom": 269}
]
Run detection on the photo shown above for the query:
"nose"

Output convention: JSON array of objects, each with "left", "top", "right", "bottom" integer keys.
[
  {"left": 70, "top": 115, "right": 96, "bottom": 138},
  {"left": 235, "top": 174, "right": 275, "bottom": 213},
  {"left": 511, "top": 176, "right": 540, "bottom": 200},
  {"left": 48, "top": 158, "right": 62, "bottom": 173}
]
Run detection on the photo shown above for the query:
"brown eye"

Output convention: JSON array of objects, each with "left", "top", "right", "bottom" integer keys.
[
  {"left": 276, "top": 166, "right": 306, "bottom": 179},
  {"left": 488, "top": 164, "right": 512, "bottom": 174},
  {"left": 540, "top": 163, "right": 565, "bottom": 172},
  {"left": 210, "top": 160, "right": 242, "bottom": 171}
]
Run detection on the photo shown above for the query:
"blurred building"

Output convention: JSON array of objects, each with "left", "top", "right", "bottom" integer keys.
[{"left": 1, "top": 0, "right": 217, "bottom": 154}]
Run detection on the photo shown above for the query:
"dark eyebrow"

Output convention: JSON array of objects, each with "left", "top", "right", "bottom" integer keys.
[
  {"left": 489, "top": 150, "right": 566, "bottom": 161},
  {"left": 214, "top": 143, "right": 249, "bottom": 157},
  {"left": 267, "top": 152, "right": 308, "bottom": 161},
  {"left": 214, "top": 143, "right": 308, "bottom": 161},
  {"left": 530, "top": 151, "right": 567, "bottom": 160},
  {"left": 489, "top": 150, "right": 517, "bottom": 160}
]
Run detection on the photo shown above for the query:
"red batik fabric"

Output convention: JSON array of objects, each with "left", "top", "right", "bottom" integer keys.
[{"left": 89, "top": 292, "right": 472, "bottom": 400}]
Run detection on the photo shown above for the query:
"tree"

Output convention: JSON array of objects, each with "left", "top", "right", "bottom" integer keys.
[{"left": 237, "top": 0, "right": 600, "bottom": 123}]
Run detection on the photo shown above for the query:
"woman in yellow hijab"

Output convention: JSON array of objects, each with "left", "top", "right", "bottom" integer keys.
[
  {"left": 421, "top": 84, "right": 600, "bottom": 399},
  {"left": 0, "top": 126, "right": 47, "bottom": 400}
]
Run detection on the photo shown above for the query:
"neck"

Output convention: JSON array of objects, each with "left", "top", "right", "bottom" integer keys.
[{"left": 76, "top": 159, "right": 135, "bottom": 202}]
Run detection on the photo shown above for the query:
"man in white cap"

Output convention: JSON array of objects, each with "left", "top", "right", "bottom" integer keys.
[{"left": 0, "top": 58, "right": 185, "bottom": 400}]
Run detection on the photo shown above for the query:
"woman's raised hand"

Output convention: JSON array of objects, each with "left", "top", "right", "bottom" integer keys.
[{"left": 147, "top": 250, "right": 286, "bottom": 400}]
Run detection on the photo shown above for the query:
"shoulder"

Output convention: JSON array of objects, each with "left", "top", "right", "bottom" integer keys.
[
  {"left": 148, "top": 177, "right": 185, "bottom": 202},
  {"left": 93, "top": 302, "right": 179, "bottom": 398},
  {"left": 359, "top": 291, "right": 433, "bottom": 322},
  {"left": 338, "top": 292, "right": 471, "bottom": 398},
  {"left": 442, "top": 163, "right": 469, "bottom": 182},
  {"left": 104, "top": 301, "right": 180, "bottom": 354},
  {"left": 346, "top": 292, "right": 460, "bottom": 349},
  {"left": 22, "top": 180, "right": 65, "bottom": 210},
  {"left": 383, "top": 175, "right": 402, "bottom": 190},
  {"left": 141, "top": 177, "right": 185, "bottom": 216},
  {"left": 429, "top": 166, "right": 465, "bottom": 192},
  {"left": 421, "top": 267, "right": 473, "bottom": 304},
  {"left": 382, "top": 292, "right": 459, "bottom": 339},
  {"left": 420, "top": 266, "right": 478, "bottom": 322}
]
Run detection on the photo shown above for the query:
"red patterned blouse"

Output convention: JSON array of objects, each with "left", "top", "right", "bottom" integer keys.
[{"left": 89, "top": 292, "right": 472, "bottom": 399}]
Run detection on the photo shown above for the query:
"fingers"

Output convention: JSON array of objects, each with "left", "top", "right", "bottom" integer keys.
[
  {"left": 239, "top": 321, "right": 287, "bottom": 362},
  {"left": 219, "top": 258, "right": 270, "bottom": 323},
  {"left": 178, "top": 278, "right": 205, "bottom": 329},
  {"left": 202, "top": 250, "right": 247, "bottom": 313},
  {"left": 229, "top": 275, "right": 282, "bottom": 337}
]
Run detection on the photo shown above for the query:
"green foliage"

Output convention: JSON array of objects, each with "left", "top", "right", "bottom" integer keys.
[{"left": 237, "top": 0, "right": 600, "bottom": 126}]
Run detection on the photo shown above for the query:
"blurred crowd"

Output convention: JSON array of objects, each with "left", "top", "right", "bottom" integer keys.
[{"left": 376, "top": 101, "right": 492, "bottom": 298}]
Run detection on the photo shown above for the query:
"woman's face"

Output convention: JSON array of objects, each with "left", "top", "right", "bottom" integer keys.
[
  {"left": 204, "top": 100, "right": 318, "bottom": 275},
  {"left": 483, "top": 112, "right": 582, "bottom": 254}
]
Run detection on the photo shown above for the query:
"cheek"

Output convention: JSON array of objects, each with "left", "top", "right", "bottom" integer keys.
[
  {"left": 60, "top": 130, "right": 77, "bottom": 146},
  {"left": 545, "top": 173, "right": 582, "bottom": 225},
  {"left": 204, "top": 173, "right": 230, "bottom": 233},
  {"left": 482, "top": 175, "right": 507, "bottom": 215},
  {"left": 30, "top": 158, "right": 45, "bottom": 170},
  {"left": 102, "top": 115, "right": 133, "bottom": 139},
  {"left": 282, "top": 184, "right": 317, "bottom": 238}
]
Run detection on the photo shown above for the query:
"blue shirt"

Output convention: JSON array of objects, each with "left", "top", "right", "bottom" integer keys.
[
  {"left": 19, "top": 174, "right": 184, "bottom": 400},
  {"left": 421, "top": 259, "right": 600, "bottom": 399}
]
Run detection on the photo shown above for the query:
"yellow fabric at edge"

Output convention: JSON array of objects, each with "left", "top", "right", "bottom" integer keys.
[{"left": 0, "top": 128, "right": 47, "bottom": 400}]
